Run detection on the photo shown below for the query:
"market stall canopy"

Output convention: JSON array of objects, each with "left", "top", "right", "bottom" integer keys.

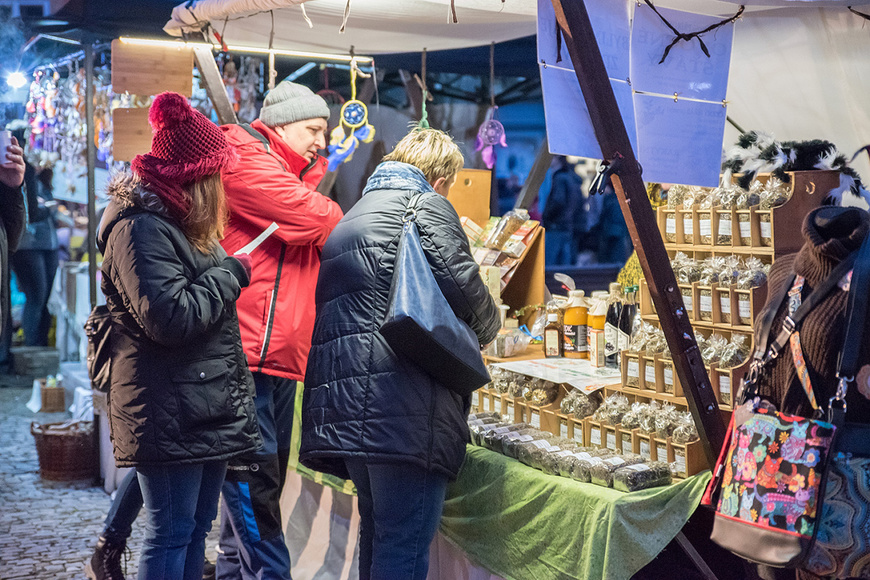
[
  {"left": 164, "top": 0, "right": 870, "bottom": 182},
  {"left": 164, "top": 0, "right": 870, "bottom": 54},
  {"left": 164, "top": 0, "right": 538, "bottom": 54}
]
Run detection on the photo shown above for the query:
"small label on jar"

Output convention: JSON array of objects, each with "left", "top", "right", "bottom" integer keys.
[
  {"left": 640, "top": 439, "right": 651, "bottom": 459},
  {"left": 530, "top": 410, "right": 540, "bottom": 429},
  {"left": 675, "top": 449, "right": 687, "bottom": 476},
  {"left": 664, "top": 367, "right": 674, "bottom": 386},
  {"left": 760, "top": 220, "right": 772, "bottom": 240},
  {"left": 560, "top": 420, "right": 569, "bottom": 439},
  {"left": 590, "top": 427, "right": 601, "bottom": 446},
  {"left": 606, "top": 431, "right": 617, "bottom": 450},
  {"left": 628, "top": 359, "right": 639, "bottom": 378}
]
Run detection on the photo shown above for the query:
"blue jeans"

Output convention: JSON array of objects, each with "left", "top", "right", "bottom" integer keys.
[
  {"left": 11, "top": 249, "right": 58, "bottom": 346},
  {"left": 103, "top": 468, "right": 143, "bottom": 544},
  {"left": 545, "top": 229, "right": 575, "bottom": 266},
  {"left": 137, "top": 461, "right": 227, "bottom": 580},
  {"left": 344, "top": 460, "right": 449, "bottom": 580},
  {"left": 218, "top": 373, "right": 295, "bottom": 580}
]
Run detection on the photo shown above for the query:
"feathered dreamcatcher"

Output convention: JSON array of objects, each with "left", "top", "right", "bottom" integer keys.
[
  {"left": 327, "top": 58, "right": 375, "bottom": 171},
  {"left": 475, "top": 43, "right": 506, "bottom": 169}
]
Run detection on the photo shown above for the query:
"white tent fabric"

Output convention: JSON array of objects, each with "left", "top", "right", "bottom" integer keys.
[
  {"left": 165, "top": 0, "right": 537, "bottom": 54},
  {"left": 164, "top": 0, "right": 870, "bottom": 175}
]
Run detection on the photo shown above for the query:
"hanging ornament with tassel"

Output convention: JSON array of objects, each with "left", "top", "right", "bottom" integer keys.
[
  {"left": 327, "top": 57, "right": 375, "bottom": 171},
  {"left": 475, "top": 42, "right": 506, "bottom": 169}
]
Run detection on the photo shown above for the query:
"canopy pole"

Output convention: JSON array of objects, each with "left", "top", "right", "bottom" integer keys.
[
  {"left": 194, "top": 47, "right": 238, "bottom": 125},
  {"left": 85, "top": 40, "right": 97, "bottom": 311},
  {"left": 513, "top": 137, "right": 552, "bottom": 212},
  {"left": 550, "top": 0, "right": 725, "bottom": 465}
]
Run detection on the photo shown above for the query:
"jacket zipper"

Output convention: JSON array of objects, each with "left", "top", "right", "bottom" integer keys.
[
  {"left": 257, "top": 244, "right": 286, "bottom": 372},
  {"left": 299, "top": 158, "right": 317, "bottom": 180}
]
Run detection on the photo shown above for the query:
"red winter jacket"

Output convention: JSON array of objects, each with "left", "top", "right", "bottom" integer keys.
[{"left": 220, "top": 119, "right": 343, "bottom": 380}]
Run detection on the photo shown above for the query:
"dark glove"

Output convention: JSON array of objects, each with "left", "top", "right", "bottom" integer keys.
[{"left": 222, "top": 255, "right": 252, "bottom": 288}]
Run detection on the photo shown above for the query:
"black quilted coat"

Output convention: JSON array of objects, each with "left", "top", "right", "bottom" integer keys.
[
  {"left": 97, "top": 173, "right": 262, "bottom": 467},
  {"left": 300, "top": 162, "right": 500, "bottom": 480}
]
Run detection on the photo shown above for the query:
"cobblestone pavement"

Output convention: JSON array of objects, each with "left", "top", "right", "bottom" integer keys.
[{"left": 0, "top": 385, "right": 220, "bottom": 579}]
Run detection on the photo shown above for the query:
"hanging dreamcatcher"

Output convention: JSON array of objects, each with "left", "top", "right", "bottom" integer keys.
[
  {"left": 327, "top": 58, "right": 375, "bottom": 171},
  {"left": 475, "top": 42, "right": 507, "bottom": 169}
]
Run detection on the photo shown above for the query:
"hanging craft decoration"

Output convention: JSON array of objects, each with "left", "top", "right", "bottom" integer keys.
[
  {"left": 414, "top": 48, "right": 434, "bottom": 130},
  {"left": 327, "top": 58, "right": 375, "bottom": 171},
  {"left": 475, "top": 43, "right": 507, "bottom": 169}
]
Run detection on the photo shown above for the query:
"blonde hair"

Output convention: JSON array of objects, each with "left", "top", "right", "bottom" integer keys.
[
  {"left": 383, "top": 128, "right": 464, "bottom": 183},
  {"left": 183, "top": 172, "right": 228, "bottom": 253}
]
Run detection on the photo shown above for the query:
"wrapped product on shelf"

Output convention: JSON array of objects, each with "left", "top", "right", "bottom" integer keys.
[{"left": 613, "top": 461, "right": 673, "bottom": 492}]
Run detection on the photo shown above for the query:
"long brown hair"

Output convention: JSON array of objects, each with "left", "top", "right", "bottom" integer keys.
[{"left": 183, "top": 172, "right": 228, "bottom": 253}]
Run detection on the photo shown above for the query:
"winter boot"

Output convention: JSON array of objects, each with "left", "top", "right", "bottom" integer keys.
[{"left": 85, "top": 536, "right": 126, "bottom": 580}]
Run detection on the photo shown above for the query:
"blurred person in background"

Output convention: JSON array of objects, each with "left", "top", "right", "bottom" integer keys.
[
  {"left": 542, "top": 155, "right": 582, "bottom": 265},
  {"left": 8, "top": 120, "right": 58, "bottom": 347}
]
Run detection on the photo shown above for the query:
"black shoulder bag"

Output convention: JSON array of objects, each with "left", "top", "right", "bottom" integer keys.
[{"left": 84, "top": 305, "right": 112, "bottom": 393}]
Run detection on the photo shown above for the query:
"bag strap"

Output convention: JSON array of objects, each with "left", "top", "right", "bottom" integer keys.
[
  {"left": 402, "top": 193, "right": 427, "bottom": 224},
  {"left": 741, "top": 253, "right": 857, "bottom": 403},
  {"left": 829, "top": 231, "right": 870, "bottom": 422},
  {"left": 239, "top": 123, "right": 270, "bottom": 153}
]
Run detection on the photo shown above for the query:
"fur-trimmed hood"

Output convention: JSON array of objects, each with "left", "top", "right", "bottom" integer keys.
[{"left": 97, "top": 172, "right": 172, "bottom": 253}]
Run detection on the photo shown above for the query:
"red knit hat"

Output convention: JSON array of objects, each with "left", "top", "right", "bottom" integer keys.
[{"left": 131, "top": 92, "right": 238, "bottom": 221}]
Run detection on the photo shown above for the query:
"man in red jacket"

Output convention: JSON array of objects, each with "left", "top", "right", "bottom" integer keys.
[{"left": 218, "top": 81, "right": 343, "bottom": 580}]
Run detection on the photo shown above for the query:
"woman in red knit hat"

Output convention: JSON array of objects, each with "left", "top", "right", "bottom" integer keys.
[{"left": 95, "top": 92, "right": 262, "bottom": 580}]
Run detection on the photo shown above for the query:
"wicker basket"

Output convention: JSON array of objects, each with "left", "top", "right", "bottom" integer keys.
[{"left": 30, "top": 420, "right": 97, "bottom": 482}]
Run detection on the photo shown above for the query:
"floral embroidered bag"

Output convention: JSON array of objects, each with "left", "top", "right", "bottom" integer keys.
[{"left": 702, "top": 252, "right": 857, "bottom": 568}]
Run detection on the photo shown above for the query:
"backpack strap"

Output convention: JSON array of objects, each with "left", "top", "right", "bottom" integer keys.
[{"left": 238, "top": 123, "right": 270, "bottom": 154}]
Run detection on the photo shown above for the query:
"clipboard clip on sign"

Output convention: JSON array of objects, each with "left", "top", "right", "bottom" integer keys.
[{"left": 234, "top": 222, "right": 279, "bottom": 255}]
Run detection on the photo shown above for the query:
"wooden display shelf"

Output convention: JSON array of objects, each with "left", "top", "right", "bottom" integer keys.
[
  {"left": 482, "top": 343, "right": 545, "bottom": 364},
  {"left": 656, "top": 169, "right": 835, "bottom": 255},
  {"left": 639, "top": 279, "right": 766, "bottom": 331}
]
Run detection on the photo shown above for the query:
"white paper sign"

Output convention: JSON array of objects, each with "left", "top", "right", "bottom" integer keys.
[
  {"left": 235, "top": 222, "right": 279, "bottom": 255},
  {"left": 491, "top": 358, "right": 621, "bottom": 394},
  {"left": 538, "top": 0, "right": 636, "bottom": 160},
  {"left": 630, "top": 4, "right": 734, "bottom": 101},
  {"left": 634, "top": 94, "right": 728, "bottom": 187}
]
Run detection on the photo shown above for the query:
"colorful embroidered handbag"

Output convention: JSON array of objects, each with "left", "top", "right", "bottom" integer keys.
[{"left": 703, "top": 253, "right": 856, "bottom": 568}]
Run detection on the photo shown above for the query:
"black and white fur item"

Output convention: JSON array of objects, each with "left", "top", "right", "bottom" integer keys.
[{"left": 722, "top": 131, "right": 870, "bottom": 209}]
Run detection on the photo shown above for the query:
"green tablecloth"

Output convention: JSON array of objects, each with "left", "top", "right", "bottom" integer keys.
[{"left": 440, "top": 446, "right": 712, "bottom": 580}]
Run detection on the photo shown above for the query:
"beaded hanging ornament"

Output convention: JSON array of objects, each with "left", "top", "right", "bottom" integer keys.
[{"left": 327, "top": 59, "right": 375, "bottom": 171}]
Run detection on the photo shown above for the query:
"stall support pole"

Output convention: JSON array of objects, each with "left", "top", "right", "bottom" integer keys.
[
  {"left": 550, "top": 0, "right": 725, "bottom": 464},
  {"left": 514, "top": 137, "right": 552, "bottom": 212},
  {"left": 194, "top": 47, "right": 238, "bottom": 126},
  {"left": 399, "top": 69, "right": 423, "bottom": 121},
  {"left": 85, "top": 40, "right": 97, "bottom": 310}
]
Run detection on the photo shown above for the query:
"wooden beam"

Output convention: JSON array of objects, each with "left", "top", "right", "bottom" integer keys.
[
  {"left": 514, "top": 137, "right": 553, "bottom": 212},
  {"left": 85, "top": 40, "right": 98, "bottom": 310},
  {"left": 398, "top": 69, "right": 423, "bottom": 120},
  {"left": 193, "top": 47, "right": 237, "bottom": 126},
  {"left": 551, "top": 0, "right": 725, "bottom": 465}
]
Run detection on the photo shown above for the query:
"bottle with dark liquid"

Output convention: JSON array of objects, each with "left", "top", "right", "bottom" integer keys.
[
  {"left": 618, "top": 286, "right": 638, "bottom": 359},
  {"left": 604, "top": 283, "right": 623, "bottom": 369}
]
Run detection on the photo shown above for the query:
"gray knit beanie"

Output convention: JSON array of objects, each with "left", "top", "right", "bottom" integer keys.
[{"left": 259, "top": 81, "right": 330, "bottom": 127}]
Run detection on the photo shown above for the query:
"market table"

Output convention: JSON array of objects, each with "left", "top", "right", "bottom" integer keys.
[
  {"left": 440, "top": 446, "right": 712, "bottom": 580},
  {"left": 280, "top": 384, "right": 712, "bottom": 579}
]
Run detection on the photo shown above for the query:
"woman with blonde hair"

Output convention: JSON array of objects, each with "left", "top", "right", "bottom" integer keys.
[
  {"left": 301, "top": 128, "right": 500, "bottom": 579},
  {"left": 96, "top": 92, "right": 261, "bottom": 580}
]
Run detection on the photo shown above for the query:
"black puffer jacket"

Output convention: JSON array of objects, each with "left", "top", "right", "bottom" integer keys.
[
  {"left": 97, "top": 173, "right": 262, "bottom": 467},
  {"left": 300, "top": 162, "right": 500, "bottom": 480}
]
